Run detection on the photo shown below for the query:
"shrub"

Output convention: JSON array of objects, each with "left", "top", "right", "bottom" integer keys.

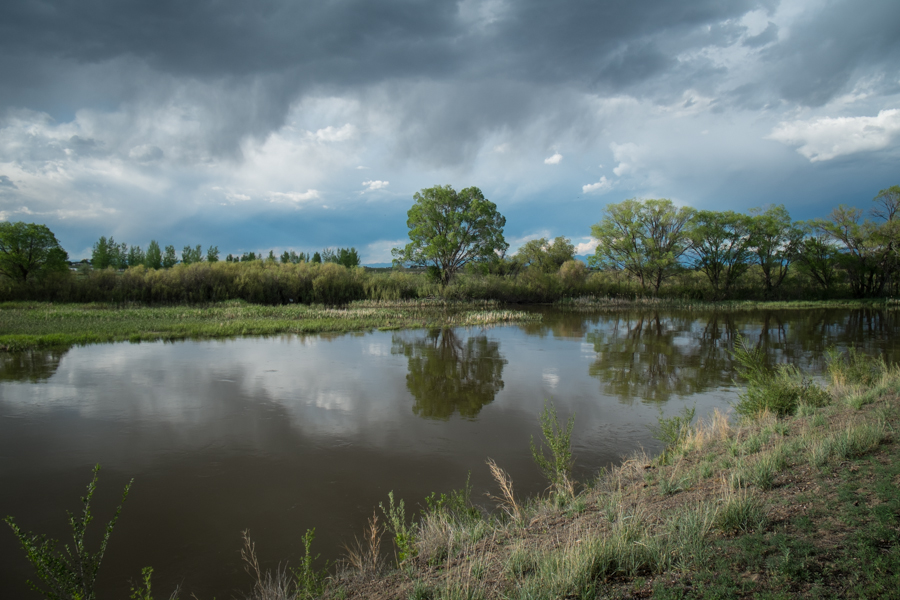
[
  {"left": 530, "top": 401, "right": 575, "bottom": 497},
  {"left": 4, "top": 464, "right": 133, "bottom": 600},
  {"left": 731, "top": 335, "right": 829, "bottom": 417}
]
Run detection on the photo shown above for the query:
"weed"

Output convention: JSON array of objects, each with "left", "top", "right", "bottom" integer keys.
[
  {"left": 380, "top": 491, "right": 416, "bottom": 564},
  {"left": 5, "top": 464, "right": 132, "bottom": 600},
  {"left": 649, "top": 405, "right": 696, "bottom": 451},
  {"left": 529, "top": 401, "right": 575, "bottom": 498}
]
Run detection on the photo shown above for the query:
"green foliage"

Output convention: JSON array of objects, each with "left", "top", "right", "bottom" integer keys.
[
  {"left": 392, "top": 185, "right": 508, "bottom": 286},
  {"left": 422, "top": 474, "right": 480, "bottom": 523},
  {"left": 92, "top": 236, "right": 127, "bottom": 270},
  {"left": 144, "top": 240, "right": 163, "bottom": 270},
  {"left": 826, "top": 346, "right": 887, "bottom": 387},
  {"left": 180, "top": 245, "right": 203, "bottom": 265},
  {"left": 0, "top": 221, "right": 69, "bottom": 282},
  {"left": 311, "top": 252, "right": 321, "bottom": 264},
  {"left": 650, "top": 405, "right": 696, "bottom": 450},
  {"left": 127, "top": 245, "right": 146, "bottom": 268},
  {"left": 162, "top": 245, "right": 177, "bottom": 269},
  {"left": 731, "top": 335, "right": 830, "bottom": 417},
  {"left": 129, "top": 567, "right": 175, "bottom": 600},
  {"left": 513, "top": 237, "right": 575, "bottom": 273},
  {"left": 530, "top": 400, "right": 575, "bottom": 497},
  {"left": 686, "top": 210, "right": 752, "bottom": 299},
  {"left": 589, "top": 198, "right": 694, "bottom": 293},
  {"left": 293, "top": 528, "right": 327, "bottom": 600},
  {"left": 4, "top": 464, "right": 132, "bottom": 600},
  {"left": 794, "top": 225, "right": 840, "bottom": 292},
  {"left": 747, "top": 205, "right": 804, "bottom": 297},
  {"left": 380, "top": 491, "right": 416, "bottom": 563},
  {"left": 715, "top": 489, "right": 766, "bottom": 534},
  {"left": 811, "top": 187, "right": 900, "bottom": 297},
  {"left": 206, "top": 246, "right": 219, "bottom": 263}
]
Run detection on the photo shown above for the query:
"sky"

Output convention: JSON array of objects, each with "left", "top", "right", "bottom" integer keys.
[{"left": 0, "top": 0, "right": 899, "bottom": 263}]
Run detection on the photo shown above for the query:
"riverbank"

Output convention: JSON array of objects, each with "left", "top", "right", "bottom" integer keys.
[
  {"left": 0, "top": 300, "right": 541, "bottom": 352},
  {"left": 2, "top": 298, "right": 897, "bottom": 353},
  {"left": 309, "top": 351, "right": 900, "bottom": 599}
]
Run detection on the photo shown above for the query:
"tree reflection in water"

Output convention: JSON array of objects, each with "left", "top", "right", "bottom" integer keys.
[
  {"left": 584, "top": 308, "right": 900, "bottom": 404},
  {"left": 0, "top": 349, "right": 69, "bottom": 382},
  {"left": 392, "top": 328, "right": 506, "bottom": 420}
]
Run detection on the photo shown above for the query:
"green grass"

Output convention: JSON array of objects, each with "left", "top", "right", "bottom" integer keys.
[{"left": 0, "top": 300, "right": 542, "bottom": 351}]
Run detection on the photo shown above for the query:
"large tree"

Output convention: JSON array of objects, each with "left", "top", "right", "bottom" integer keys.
[
  {"left": 686, "top": 210, "right": 752, "bottom": 299},
  {"left": 813, "top": 186, "right": 900, "bottom": 297},
  {"left": 514, "top": 236, "right": 575, "bottom": 273},
  {"left": 747, "top": 205, "right": 804, "bottom": 298},
  {"left": 0, "top": 222, "right": 69, "bottom": 282},
  {"left": 393, "top": 185, "right": 508, "bottom": 285},
  {"left": 590, "top": 199, "right": 694, "bottom": 293}
]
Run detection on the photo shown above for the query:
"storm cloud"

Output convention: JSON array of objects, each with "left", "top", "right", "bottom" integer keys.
[{"left": 1, "top": 0, "right": 898, "bottom": 261}]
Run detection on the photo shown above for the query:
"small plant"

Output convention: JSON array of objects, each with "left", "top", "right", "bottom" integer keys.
[
  {"left": 530, "top": 400, "right": 576, "bottom": 497},
  {"left": 294, "top": 528, "right": 327, "bottom": 599},
  {"left": 422, "top": 474, "right": 479, "bottom": 523},
  {"left": 380, "top": 491, "right": 416, "bottom": 563},
  {"left": 650, "top": 405, "right": 696, "bottom": 451},
  {"left": 5, "top": 464, "right": 132, "bottom": 600},
  {"left": 129, "top": 567, "right": 179, "bottom": 600}
]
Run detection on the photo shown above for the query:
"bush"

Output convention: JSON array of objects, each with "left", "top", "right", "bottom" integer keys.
[{"left": 731, "top": 336, "right": 830, "bottom": 417}]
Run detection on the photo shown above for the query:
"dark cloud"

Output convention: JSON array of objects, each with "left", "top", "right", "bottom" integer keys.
[
  {"left": 763, "top": 0, "right": 900, "bottom": 106},
  {"left": 0, "top": 175, "right": 16, "bottom": 189},
  {"left": 743, "top": 21, "right": 777, "bottom": 48},
  {"left": 0, "top": 0, "right": 765, "bottom": 159}
]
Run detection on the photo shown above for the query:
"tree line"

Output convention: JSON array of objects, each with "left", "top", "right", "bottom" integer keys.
[
  {"left": 89, "top": 237, "right": 361, "bottom": 271},
  {"left": 1, "top": 183, "right": 898, "bottom": 302},
  {"left": 587, "top": 186, "right": 900, "bottom": 299}
]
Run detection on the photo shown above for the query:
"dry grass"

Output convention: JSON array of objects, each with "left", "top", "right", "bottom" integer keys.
[
  {"left": 342, "top": 513, "right": 385, "bottom": 578},
  {"left": 325, "top": 353, "right": 900, "bottom": 600},
  {"left": 485, "top": 459, "right": 523, "bottom": 523}
]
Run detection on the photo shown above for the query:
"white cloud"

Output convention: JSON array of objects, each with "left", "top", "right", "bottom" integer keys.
[
  {"left": 767, "top": 109, "right": 900, "bottom": 162},
  {"left": 508, "top": 230, "right": 551, "bottom": 253},
  {"left": 544, "top": 152, "right": 563, "bottom": 165},
  {"left": 610, "top": 142, "right": 642, "bottom": 176},
  {"left": 574, "top": 237, "right": 599, "bottom": 255},
  {"left": 268, "top": 190, "right": 320, "bottom": 204},
  {"left": 310, "top": 124, "right": 356, "bottom": 143},
  {"left": 582, "top": 176, "right": 612, "bottom": 194},
  {"left": 362, "top": 180, "right": 389, "bottom": 192},
  {"left": 363, "top": 239, "right": 407, "bottom": 263}
]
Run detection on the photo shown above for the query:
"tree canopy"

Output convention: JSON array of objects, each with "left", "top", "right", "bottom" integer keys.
[
  {"left": 0, "top": 222, "right": 69, "bottom": 283},
  {"left": 393, "top": 185, "right": 508, "bottom": 285},
  {"left": 590, "top": 199, "right": 693, "bottom": 293},
  {"left": 514, "top": 236, "right": 575, "bottom": 273}
]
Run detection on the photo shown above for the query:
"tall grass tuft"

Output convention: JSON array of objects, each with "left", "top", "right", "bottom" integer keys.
[
  {"left": 715, "top": 483, "right": 766, "bottom": 534},
  {"left": 343, "top": 513, "right": 384, "bottom": 577}
]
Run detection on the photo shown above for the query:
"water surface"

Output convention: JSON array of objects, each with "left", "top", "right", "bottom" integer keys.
[{"left": 1, "top": 307, "right": 897, "bottom": 598}]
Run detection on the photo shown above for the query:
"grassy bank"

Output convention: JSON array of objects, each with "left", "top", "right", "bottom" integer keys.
[
  {"left": 303, "top": 351, "right": 900, "bottom": 600},
  {"left": 0, "top": 300, "right": 541, "bottom": 352},
  {"left": 3, "top": 297, "right": 897, "bottom": 353},
  {"left": 555, "top": 295, "right": 900, "bottom": 312}
]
